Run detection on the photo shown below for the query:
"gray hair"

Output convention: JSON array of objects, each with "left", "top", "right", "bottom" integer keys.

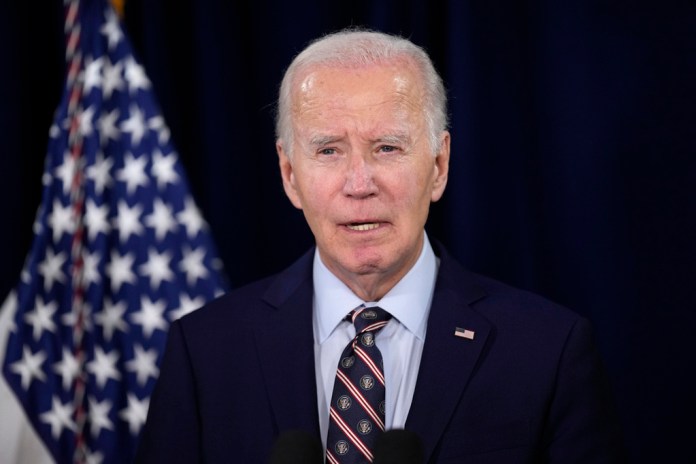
[{"left": 276, "top": 28, "right": 448, "bottom": 156}]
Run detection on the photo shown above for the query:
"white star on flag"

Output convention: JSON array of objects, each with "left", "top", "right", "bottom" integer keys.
[
  {"left": 119, "top": 393, "right": 149, "bottom": 435},
  {"left": 55, "top": 153, "right": 77, "bottom": 195},
  {"left": 40, "top": 396, "right": 77, "bottom": 440},
  {"left": 82, "top": 249, "right": 103, "bottom": 286},
  {"left": 48, "top": 198, "right": 75, "bottom": 242},
  {"left": 86, "top": 151, "right": 114, "bottom": 194},
  {"left": 180, "top": 245, "right": 210, "bottom": 286},
  {"left": 88, "top": 396, "right": 114, "bottom": 437},
  {"left": 177, "top": 196, "right": 207, "bottom": 238},
  {"left": 126, "top": 345, "right": 159, "bottom": 386},
  {"left": 147, "top": 115, "right": 170, "bottom": 144},
  {"left": 10, "top": 346, "right": 47, "bottom": 390},
  {"left": 169, "top": 292, "right": 206, "bottom": 321},
  {"left": 84, "top": 198, "right": 111, "bottom": 240},
  {"left": 151, "top": 149, "right": 179, "bottom": 189},
  {"left": 106, "top": 250, "right": 137, "bottom": 292},
  {"left": 102, "top": 57, "right": 124, "bottom": 98},
  {"left": 87, "top": 347, "right": 121, "bottom": 389},
  {"left": 100, "top": 8, "right": 123, "bottom": 50},
  {"left": 23, "top": 296, "right": 58, "bottom": 340},
  {"left": 144, "top": 198, "right": 178, "bottom": 240},
  {"left": 38, "top": 248, "right": 67, "bottom": 292},
  {"left": 79, "top": 105, "right": 97, "bottom": 137},
  {"left": 97, "top": 109, "right": 121, "bottom": 145},
  {"left": 139, "top": 248, "right": 175, "bottom": 289},
  {"left": 117, "top": 152, "right": 149, "bottom": 194},
  {"left": 124, "top": 57, "right": 152, "bottom": 93},
  {"left": 113, "top": 200, "right": 144, "bottom": 242},
  {"left": 130, "top": 296, "right": 168, "bottom": 338},
  {"left": 83, "top": 56, "right": 104, "bottom": 93},
  {"left": 120, "top": 105, "right": 148, "bottom": 147},
  {"left": 94, "top": 298, "right": 128, "bottom": 342},
  {"left": 53, "top": 348, "right": 80, "bottom": 391}
]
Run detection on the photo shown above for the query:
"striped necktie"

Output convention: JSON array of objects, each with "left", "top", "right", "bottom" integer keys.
[{"left": 326, "top": 305, "right": 392, "bottom": 463}]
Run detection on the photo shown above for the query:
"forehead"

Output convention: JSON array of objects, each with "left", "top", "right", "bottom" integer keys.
[{"left": 290, "top": 61, "right": 425, "bottom": 131}]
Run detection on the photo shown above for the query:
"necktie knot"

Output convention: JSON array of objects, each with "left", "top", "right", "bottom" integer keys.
[{"left": 350, "top": 306, "right": 392, "bottom": 335}]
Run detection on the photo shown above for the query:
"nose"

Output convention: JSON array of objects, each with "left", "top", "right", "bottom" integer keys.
[{"left": 342, "top": 153, "right": 378, "bottom": 199}]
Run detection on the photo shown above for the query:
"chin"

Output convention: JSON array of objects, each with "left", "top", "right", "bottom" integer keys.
[
  {"left": 351, "top": 261, "right": 385, "bottom": 276},
  {"left": 346, "top": 247, "right": 387, "bottom": 269}
]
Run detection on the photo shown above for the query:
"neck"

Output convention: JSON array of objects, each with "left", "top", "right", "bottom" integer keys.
[{"left": 340, "top": 272, "right": 405, "bottom": 302}]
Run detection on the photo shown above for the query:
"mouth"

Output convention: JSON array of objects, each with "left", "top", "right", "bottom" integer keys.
[{"left": 345, "top": 222, "right": 382, "bottom": 232}]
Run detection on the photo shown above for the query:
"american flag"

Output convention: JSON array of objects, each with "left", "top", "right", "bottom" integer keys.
[{"left": 1, "top": 0, "right": 228, "bottom": 462}]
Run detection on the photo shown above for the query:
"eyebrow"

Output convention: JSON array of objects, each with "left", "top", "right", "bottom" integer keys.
[
  {"left": 309, "top": 135, "right": 343, "bottom": 147},
  {"left": 307, "top": 132, "right": 412, "bottom": 147},
  {"left": 374, "top": 133, "right": 410, "bottom": 145}
]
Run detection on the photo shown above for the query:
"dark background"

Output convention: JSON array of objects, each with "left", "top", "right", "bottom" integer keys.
[{"left": 3, "top": 0, "right": 694, "bottom": 462}]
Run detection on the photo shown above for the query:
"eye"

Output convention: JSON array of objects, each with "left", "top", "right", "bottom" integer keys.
[
  {"left": 378, "top": 145, "right": 398, "bottom": 153},
  {"left": 318, "top": 148, "right": 336, "bottom": 155}
]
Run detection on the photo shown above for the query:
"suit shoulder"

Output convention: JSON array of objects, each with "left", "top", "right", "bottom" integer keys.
[
  {"left": 470, "top": 271, "right": 584, "bottom": 331},
  {"left": 436, "top": 248, "right": 583, "bottom": 329},
  {"left": 177, "top": 273, "right": 276, "bottom": 329},
  {"left": 176, "top": 248, "right": 314, "bottom": 329}
]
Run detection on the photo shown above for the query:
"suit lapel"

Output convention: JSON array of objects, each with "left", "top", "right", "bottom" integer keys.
[
  {"left": 405, "top": 249, "right": 491, "bottom": 461},
  {"left": 253, "top": 250, "right": 321, "bottom": 435}
]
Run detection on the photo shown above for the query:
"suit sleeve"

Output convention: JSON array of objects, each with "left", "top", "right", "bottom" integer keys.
[
  {"left": 134, "top": 320, "right": 201, "bottom": 463},
  {"left": 544, "top": 317, "right": 628, "bottom": 463}
]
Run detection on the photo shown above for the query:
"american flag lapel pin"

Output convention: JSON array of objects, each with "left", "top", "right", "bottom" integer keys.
[{"left": 454, "top": 327, "right": 475, "bottom": 340}]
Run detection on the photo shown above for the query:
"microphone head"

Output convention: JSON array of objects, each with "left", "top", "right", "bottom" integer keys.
[
  {"left": 268, "top": 430, "right": 323, "bottom": 464},
  {"left": 373, "top": 429, "right": 424, "bottom": 464}
]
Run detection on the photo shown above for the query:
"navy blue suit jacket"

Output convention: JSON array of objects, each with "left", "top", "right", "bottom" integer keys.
[{"left": 136, "top": 244, "right": 626, "bottom": 463}]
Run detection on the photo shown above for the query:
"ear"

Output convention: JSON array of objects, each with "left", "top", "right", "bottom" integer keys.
[
  {"left": 430, "top": 131, "right": 450, "bottom": 202},
  {"left": 277, "top": 140, "right": 303, "bottom": 210}
]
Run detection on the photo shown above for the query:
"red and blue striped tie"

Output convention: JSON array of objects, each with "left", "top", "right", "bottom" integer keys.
[{"left": 326, "top": 305, "right": 392, "bottom": 463}]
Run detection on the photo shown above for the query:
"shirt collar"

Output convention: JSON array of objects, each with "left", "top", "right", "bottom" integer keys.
[{"left": 313, "top": 233, "right": 438, "bottom": 343}]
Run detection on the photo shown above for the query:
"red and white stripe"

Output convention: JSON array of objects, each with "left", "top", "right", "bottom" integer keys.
[
  {"left": 354, "top": 345, "right": 385, "bottom": 385},
  {"left": 63, "top": 1, "right": 90, "bottom": 462},
  {"left": 326, "top": 451, "right": 341, "bottom": 464},
  {"left": 361, "top": 320, "right": 389, "bottom": 332},
  {"left": 350, "top": 307, "right": 365, "bottom": 323},
  {"left": 336, "top": 370, "right": 385, "bottom": 430},
  {"left": 329, "top": 408, "right": 374, "bottom": 462}
]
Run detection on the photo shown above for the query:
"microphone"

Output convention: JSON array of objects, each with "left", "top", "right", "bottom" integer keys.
[
  {"left": 373, "top": 429, "right": 424, "bottom": 464},
  {"left": 268, "top": 430, "right": 323, "bottom": 464}
]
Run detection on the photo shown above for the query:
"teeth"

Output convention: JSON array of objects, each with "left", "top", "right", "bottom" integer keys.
[{"left": 347, "top": 223, "right": 380, "bottom": 231}]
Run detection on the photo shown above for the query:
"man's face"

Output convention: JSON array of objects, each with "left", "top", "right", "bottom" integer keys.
[{"left": 277, "top": 61, "right": 449, "bottom": 300}]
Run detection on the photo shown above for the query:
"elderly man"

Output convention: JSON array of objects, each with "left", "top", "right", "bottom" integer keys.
[{"left": 136, "top": 29, "right": 625, "bottom": 463}]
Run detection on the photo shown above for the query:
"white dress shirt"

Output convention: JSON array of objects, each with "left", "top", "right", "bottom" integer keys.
[{"left": 312, "top": 233, "right": 439, "bottom": 448}]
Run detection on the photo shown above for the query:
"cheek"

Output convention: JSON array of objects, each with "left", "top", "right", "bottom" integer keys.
[
  {"left": 295, "top": 173, "right": 333, "bottom": 211},
  {"left": 392, "top": 167, "right": 434, "bottom": 206}
]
